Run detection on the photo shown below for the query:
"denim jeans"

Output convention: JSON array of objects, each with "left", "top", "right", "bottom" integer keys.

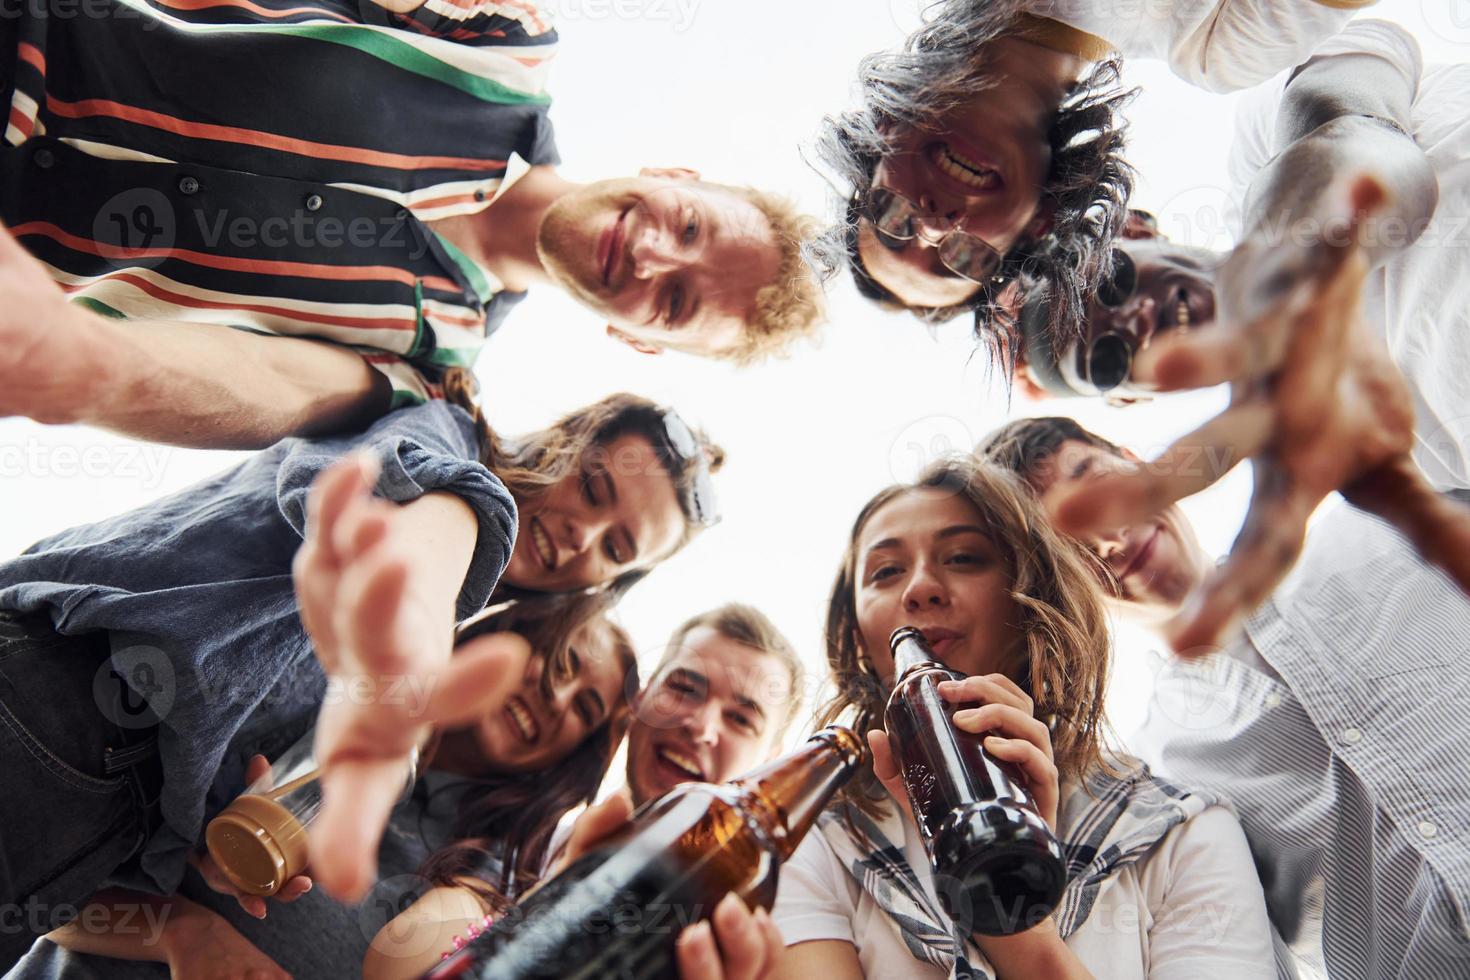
[{"left": 0, "top": 612, "right": 161, "bottom": 972}]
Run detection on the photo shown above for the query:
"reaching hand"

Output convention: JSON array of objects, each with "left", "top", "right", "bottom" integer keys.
[
  {"left": 293, "top": 454, "right": 524, "bottom": 900},
  {"left": 163, "top": 905, "right": 295, "bottom": 980},
  {"left": 1054, "top": 174, "right": 1470, "bottom": 653}
]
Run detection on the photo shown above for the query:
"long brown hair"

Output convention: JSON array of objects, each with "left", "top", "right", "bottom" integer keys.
[
  {"left": 817, "top": 456, "right": 1113, "bottom": 817},
  {"left": 416, "top": 605, "right": 639, "bottom": 909},
  {"left": 441, "top": 366, "right": 725, "bottom": 679}
]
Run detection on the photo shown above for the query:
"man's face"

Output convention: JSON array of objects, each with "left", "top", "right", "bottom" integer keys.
[
  {"left": 1023, "top": 236, "right": 1219, "bottom": 401},
  {"left": 855, "top": 41, "right": 1061, "bottom": 311},
  {"left": 537, "top": 170, "right": 780, "bottom": 359},
  {"left": 1032, "top": 440, "right": 1210, "bottom": 616},
  {"left": 624, "top": 626, "right": 793, "bottom": 806}
]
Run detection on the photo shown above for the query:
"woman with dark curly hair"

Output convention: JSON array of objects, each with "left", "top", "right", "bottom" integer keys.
[{"left": 809, "top": 0, "right": 1371, "bottom": 356}]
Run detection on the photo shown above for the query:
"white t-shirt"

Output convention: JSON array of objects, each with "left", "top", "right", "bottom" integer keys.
[
  {"left": 771, "top": 797, "right": 1276, "bottom": 979},
  {"left": 1229, "top": 20, "right": 1470, "bottom": 491},
  {"left": 1030, "top": 0, "right": 1373, "bottom": 92}
]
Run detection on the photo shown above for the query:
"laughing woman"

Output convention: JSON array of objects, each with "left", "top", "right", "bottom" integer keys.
[
  {"left": 0, "top": 369, "right": 722, "bottom": 970},
  {"left": 14, "top": 603, "right": 639, "bottom": 980},
  {"left": 770, "top": 456, "right": 1275, "bottom": 979}
]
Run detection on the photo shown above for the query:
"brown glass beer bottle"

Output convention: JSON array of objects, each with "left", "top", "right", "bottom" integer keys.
[
  {"left": 884, "top": 626, "right": 1066, "bottom": 936},
  {"left": 422, "top": 725, "right": 863, "bottom": 980}
]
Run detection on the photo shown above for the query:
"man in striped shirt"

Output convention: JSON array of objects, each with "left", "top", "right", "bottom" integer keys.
[
  {"left": 0, "top": 0, "right": 823, "bottom": 449},
  {"left": 981, "top": 414, "right": 1470, "bottom": 978}
]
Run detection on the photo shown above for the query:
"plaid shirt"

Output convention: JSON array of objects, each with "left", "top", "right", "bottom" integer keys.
[
  {"left": 0, "top": 0, "right": 558, "bottom": 404},
  {"left": 817, "top": 762, "right": 1217, "bottom": 980}
]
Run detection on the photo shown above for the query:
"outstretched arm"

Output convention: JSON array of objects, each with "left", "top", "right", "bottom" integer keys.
[
  {"left": 1057, "top": 36, "right": 1470, "bottom": 650},
  {"left": 0, "top": 222, "right": 392, "bottom": 450}
]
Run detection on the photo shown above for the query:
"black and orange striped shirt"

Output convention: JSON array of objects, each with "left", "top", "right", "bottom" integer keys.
[{"left": 0, "top": 0, "right": 559, "bottom": 404}]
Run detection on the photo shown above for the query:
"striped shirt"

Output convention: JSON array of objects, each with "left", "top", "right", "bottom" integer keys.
[
  {"left": 1132, "top": 501, "right": 1470, "bottom": 978},
  {"left": 0, "top": 0, "right": 559, "bottom": 404}
]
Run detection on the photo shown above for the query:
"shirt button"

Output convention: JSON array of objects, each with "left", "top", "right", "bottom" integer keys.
[
  {"left": 33, "top": 147, "right": 54, "bottom": 169},
  {"left": 178, "top": 176, "right": 200, "bottom": 195},
  {"left": 1339, "top": 727, "right": 1363, "bottom": 746},
  {"left": 1419, "top": 821, "right": 1438, "bottom": 839},
  {"left": 474, "top": 189, "right": 487, "bottom": 202},
  {"left": 1264, "top": 692, "right": 1282, "bottom": 709},
  {"left": 305, "top": 194, "right": 323, "bottom": 212}
]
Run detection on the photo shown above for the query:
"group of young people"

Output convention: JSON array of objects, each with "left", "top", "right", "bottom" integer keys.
[{"left": 2, "top": 0, "right": 1468, "bottom": 978}]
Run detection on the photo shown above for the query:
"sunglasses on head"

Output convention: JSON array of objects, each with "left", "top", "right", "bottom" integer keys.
[
  {"left": 860, "top": 187, "right": 1004, "bottom": 284},
  {"left": 659, "top": 409, "right": 720, "bottom": 528}
]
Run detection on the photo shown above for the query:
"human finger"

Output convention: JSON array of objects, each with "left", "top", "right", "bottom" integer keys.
[
  {"left": 866, "top": 729, "right": 913, "bottom": 823},
  {"left": 1053, "top": 400, "right": 1270, "bottom": 537},
  {"left": 1166, "top": 474, "right": 1315, "bottom": 653},
  {"left": 1344, "top": 456, "right": 1470, "bottom": 597},
  {"left": 708, "top": 893, "right": 764, "bottom": 980},
  {"left": 937, "top": 674, "right": 1033, "bottom": 714},
  {"left": 675, "top": 921, "right": 720, "bottom": 980},
  {"left": 417, "top": 632, "right": 531, "bottom": 729},
  {"left": 311, "top": 754, "right": 411, "bottom": 902},
  {"left": 561, "top": 789, "right": 635, "bottom": 868},
  {"left": 982, "top": 735, "right": 1059, "bottom": 831},
  {"left": 952, "top": 704, "right": 1053, "bottom": 760}
]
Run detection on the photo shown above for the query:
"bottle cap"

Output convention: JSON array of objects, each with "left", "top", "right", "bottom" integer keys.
[{"left": 205, "top": 794, "right": 309, "bottom": 896}]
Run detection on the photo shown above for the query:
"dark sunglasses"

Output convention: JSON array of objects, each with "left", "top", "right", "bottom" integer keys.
[
  {"left": 861, "top": 187, "right": 1003, "bottom": 284},
  {"left": 659, "top": 409, "right": 720, "bottom": 528},
  {"left": 1080, "top": 249, "right": 1140, "bottom": 392}
]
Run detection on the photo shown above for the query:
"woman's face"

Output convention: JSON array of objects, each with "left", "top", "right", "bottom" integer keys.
[
  {"left": 503, "top": 433, "right": 686, "bottom": 593},
  {"left": 852, "top": 488, "right": 1023, "bottom": 682},
  {"left": 472, "top": 624, "right": 629, "bottom": 774}
]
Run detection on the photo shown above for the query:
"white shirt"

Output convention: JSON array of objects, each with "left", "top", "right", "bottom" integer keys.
[
  {"left": 1132, "top": 501, "right": 1470, "bottom": 977},
  {"left": 771, "top": 792, "right": 1276, "bottom": 979},
  {"left": 1030, "top": 0, "right": 1373, "bottom": 92},
  {"left": 1228, "top": 19, "right": 1470, "bottom": 491}
]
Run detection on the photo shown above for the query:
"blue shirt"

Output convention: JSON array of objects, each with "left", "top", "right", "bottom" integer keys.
[{"left": 0, "top": 402, "right": 516, "bottom": 895}]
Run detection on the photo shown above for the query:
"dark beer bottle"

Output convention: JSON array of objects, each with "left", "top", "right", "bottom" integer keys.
[
  {"left": 884, "top": 626, "right": 1066, "bottom": 936},
  {"left": 423, "top": 726, "right": 863, "bottom": 980}
]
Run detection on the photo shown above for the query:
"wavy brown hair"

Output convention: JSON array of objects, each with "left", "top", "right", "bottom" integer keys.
[
  {"left": 816, "top": 455, "right": 1114, "bottom": 818},
  {"left": 416, "top": 606, "right": 639, "bottom": 910},
  {"left": 441, "top": 366, "right": 724, "bottom": 677}
]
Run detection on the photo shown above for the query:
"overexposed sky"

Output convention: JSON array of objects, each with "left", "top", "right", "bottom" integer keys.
[{"left": 3, "top": 0, "right": 1465, "bottom": 748}]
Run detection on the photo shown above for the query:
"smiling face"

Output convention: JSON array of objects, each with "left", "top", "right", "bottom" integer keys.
[
  {"left": 467, "top": 623, "right": 630, "bottom": 775},
  {"left": 502, "top": 433, "right": 686, "bottom": 593},
  {"left": 855, "top": 37, "right": 1073, "bottom": 311},
  {"left": 1032, "top": 439, "right": 1211, "bottom": 616},
  {"left": 624, "top": 626, "right": 793, "bottom": 807},
  {"left": 852, "top": 488, "right": 1022, "bottom": 682},
  {"left": 536, "top": 171, "right": 781, "bottom": 358}
]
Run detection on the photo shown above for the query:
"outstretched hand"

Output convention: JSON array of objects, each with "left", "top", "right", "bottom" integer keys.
[
  {"left": 1054, "top": 174, "right": 1470, "bottom": 653},
  {"left": 293, "top": 454, "right": 524, "bottom": 900}
]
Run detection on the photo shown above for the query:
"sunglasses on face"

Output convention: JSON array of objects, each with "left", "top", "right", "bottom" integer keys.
[
  {"left": 861, "top": 187, "right": 1004, "bottom": 284},
  {"left": 1079, "top": 249, "right": 1141, "bottom": 392},
  {"left": 659, "top": 409, "right": 720, "bottom": 528}
]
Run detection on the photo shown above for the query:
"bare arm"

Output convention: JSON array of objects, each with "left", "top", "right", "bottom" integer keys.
[
  {"left": 47, "top": 889, "right": 289, "bottom": 978},
  {"left": 0, "top": 222, "right": 391, "bottom": 450},
  {"left": 769, "top": 940, "right": 863, "bottom": 980}
]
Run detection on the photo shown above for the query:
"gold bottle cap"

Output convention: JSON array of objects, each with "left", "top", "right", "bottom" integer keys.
[{"left": 204, "top": 795, "right": 308, "bottom": 896}]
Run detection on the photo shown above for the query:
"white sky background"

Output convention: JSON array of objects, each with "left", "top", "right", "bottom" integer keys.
[{"left": 2, "top": 1, "right": 1466, "bottom": 753}]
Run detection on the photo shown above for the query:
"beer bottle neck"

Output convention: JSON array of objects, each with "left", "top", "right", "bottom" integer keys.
[
  {"left": 732, "top": 727, "right": 862, "bottom": 861},
  {"left": 891, "top": 628, "right": 941, "bottom": 681}
]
